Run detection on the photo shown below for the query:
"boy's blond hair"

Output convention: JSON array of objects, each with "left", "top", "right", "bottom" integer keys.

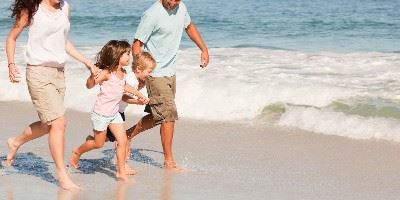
[{"left": 132, "top": 52, "right": 156, "bottom": 71}]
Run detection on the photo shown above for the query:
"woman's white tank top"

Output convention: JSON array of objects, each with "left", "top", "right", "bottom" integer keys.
[{"left": 24, "top": 1, "right": 70, "bottom": 68}]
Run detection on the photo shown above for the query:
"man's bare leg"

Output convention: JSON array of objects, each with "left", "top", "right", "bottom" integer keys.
[
  {"left": 6, "top": 121, "right": 49, "bottom": 166},
  {"left": 160, "top": 121, "right": 178, "bottom": 169}
]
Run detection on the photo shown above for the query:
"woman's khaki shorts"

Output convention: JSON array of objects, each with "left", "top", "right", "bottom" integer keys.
[
  {"left": 144, "top": 75, "right": 178, "bottom": 125},
  {"left": 26, "top": 65, "right": 66, "bottom": 124}
]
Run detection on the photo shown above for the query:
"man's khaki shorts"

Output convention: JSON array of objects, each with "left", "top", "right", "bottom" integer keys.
[
  {"left": 26, "top": 65, "right": 66, "bottom": 124},
  {"left": 144, "top": 75, "right": 178, "bottom": 125}
]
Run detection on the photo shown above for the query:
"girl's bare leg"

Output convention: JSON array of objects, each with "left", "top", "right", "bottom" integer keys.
[
  {"left": 113, "top": 140, "right": 136, "bottom": 175},
  {"left": 109, "top": 123, "right": 129, "bottom": 181},
  {"left": 6, "top": 121, "right": 49, "bottom": 166},
  {"left": 70, "top": 130, "right": 107, "bottom": 168}
]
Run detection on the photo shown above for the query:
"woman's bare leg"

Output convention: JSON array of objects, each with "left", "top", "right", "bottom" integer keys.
[
  {"left": 6, "top": 121, "right": 50, "bottom": 166},
  {"left": 48, "top": 116, "right": 80, "bottom": 190}
]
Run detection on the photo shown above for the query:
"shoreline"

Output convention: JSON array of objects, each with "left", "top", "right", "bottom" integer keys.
[{"left": 1, "top": 101, "right": 400, "bottom": 199}]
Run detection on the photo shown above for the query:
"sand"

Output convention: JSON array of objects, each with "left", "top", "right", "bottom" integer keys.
[{"left": 1, "top": 101, "right": 400, "bottom": 199}]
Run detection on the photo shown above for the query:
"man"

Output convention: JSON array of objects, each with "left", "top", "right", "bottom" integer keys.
[{"left": 128, "top": 0, "right": 209, "bottom": 169}]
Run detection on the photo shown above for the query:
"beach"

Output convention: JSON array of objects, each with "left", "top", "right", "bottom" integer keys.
[
  {"left": 1, "top": 101, "right": 400, "bottom": 199},
  {"left": 1, "top": 0, "right": 400, "bottom": 199}
]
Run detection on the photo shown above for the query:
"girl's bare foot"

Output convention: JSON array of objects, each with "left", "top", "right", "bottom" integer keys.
[
  {"left": 69, "top": 150, "right": 80, "bottom": 169},
  {"left": 6, "top": 137, "right": 19, "bottom": 166},
  {"left": 125, "top": 164, "right": 137, "bottom": 175}
]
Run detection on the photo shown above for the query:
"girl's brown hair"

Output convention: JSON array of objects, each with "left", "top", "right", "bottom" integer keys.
[
  {"left": 95, "top": 40, "right": 131, "bottom": 72},
  {"left": 10, "top": 0, "right": 42, "bottom": 26},
  {"left": 132, "top": 52, "right": 156, "bottom": 71}
]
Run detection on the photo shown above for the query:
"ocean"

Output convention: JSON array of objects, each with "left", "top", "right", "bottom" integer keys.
[{"left": 0, "top": 0, "right": 400, "bottom": 141}]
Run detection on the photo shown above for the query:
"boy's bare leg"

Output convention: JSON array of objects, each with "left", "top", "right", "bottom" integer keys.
[
  {"left": 48, "top": 116, "right": 80, "bottom": 190},
  {"left": 70, "top": 131, "right": 107, "bottom": 168},
  {"left": 109, "top": 124, "right": 129, "bottom": 182},
  {"left": 6, "top": 121, "right": 50, "bottom": 166},
  {"left": 126, "top": 114, "right": 155, "bottom": 139}
]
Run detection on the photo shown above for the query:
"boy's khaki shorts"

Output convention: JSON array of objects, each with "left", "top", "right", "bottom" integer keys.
[
  {"left": 26, "top": 65, "right": 66, "bottom": 125},
  {"left": 144, "top": 75, "right": 178, "bottom": 125}
]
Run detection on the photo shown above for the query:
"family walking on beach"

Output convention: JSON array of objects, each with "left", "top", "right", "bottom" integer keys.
[{"left": 4, "top": 0, "right": 209, "bottom": 190}]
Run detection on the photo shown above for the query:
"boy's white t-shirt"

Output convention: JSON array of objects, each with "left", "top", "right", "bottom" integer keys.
[{"left": 119, "top": 72, "right": 139, "bottom": 113}]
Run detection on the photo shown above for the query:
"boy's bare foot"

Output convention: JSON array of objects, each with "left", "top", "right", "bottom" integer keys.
[
  {"left": 164, "top": 160, "right": 185, "bottom": 172},
  {"left": 69, "top": 150, "right": 80, "bottom": 169},
  {"left": 6, "top": 137, "right": 19, "bottom": 166},
  {"left": 125, "top": 164, "right": 137, "bottom": 175},
  {"left": 85, "top": 135, "right": 94, "bottom": 141}
]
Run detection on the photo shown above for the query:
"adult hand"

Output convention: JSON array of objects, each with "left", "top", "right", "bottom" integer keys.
[
  {"left": 200, "top": 49, "right": 209, "bottom": 68},
  {"left": 87, "top": 62, "right": 100, "bottom": 79},
  {"left": 8, "top": 63, "right": 21, "bottom": 83}
]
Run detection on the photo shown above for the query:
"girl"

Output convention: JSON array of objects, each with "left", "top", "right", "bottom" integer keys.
[
  {"left": 85, "top": 52, "right": 156, "bottom": 175},
  {"left": 69, "top": 40, "right": 146, "bottom": 182},
  {"left": 5, "top": 0, "right": 96, "bottom": 190}
]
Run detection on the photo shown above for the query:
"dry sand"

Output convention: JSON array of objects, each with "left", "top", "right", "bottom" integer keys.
[{"left": 1, "top": 101, "right": 400, "bottom": 199}]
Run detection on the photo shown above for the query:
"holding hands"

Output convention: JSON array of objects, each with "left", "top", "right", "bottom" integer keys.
[{"left": 137, "top": 95, "right": 149, "bottom": 105}]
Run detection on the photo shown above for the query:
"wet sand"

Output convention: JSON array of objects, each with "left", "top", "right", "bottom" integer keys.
[{"left": 1, "top": 101, "right": 400, "bottom": 199}]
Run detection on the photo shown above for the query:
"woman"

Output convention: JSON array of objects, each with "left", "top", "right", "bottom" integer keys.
[{"left": 5, "top": 0, "right": 96, "bottom": 190}]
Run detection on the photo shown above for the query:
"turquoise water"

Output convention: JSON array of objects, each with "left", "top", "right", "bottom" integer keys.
[{"left": 1, "top": 0, "right": 399, "bottom": 52}]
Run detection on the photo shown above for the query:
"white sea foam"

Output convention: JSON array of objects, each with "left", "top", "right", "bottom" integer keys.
[
  {"left": 1, "top": 46, "right": 400, "bottom": 141},
  {"left": 278, "top": 106, "right": 400, "bottom": 142}
]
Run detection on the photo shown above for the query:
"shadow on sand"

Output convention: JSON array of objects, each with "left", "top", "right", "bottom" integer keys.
[
  {"left": 102, "top": 148, "right": 164, "bottom": 168},
  {"left": 0, "top": 152, "right": 57, "bottom": 185},
  {"left": 72, "top": 148, "right": 164, "bottom": 177}
]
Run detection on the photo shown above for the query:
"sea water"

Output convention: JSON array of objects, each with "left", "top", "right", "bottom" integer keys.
[{"left": 0, "top": 0, "right": 400, "bottom": 141}]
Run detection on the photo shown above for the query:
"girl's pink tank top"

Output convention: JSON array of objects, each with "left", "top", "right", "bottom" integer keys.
[{"left": 93, "top": 72, "right": 125, "bottom": 116}]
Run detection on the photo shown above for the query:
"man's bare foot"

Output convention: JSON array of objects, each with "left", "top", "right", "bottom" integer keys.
[
  {"left": 125, "top": 164, "right": 137, "bottom": 175},
  {"left": 6, "top": 137, "right": 19, "bottom": 166},
  {"left": 164, "top": 160, "right": 185, "bottom": 172},
  {"left": 69, "top": 150, "right": 80, "bottom": 169}
]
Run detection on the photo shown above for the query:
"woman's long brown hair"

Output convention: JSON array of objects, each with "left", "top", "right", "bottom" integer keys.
[{"left": 10, "top": 0, "right": 42, "bottom": 25}]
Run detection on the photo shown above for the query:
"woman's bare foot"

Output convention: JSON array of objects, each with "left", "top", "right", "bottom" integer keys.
[
  {"left": 69, "top": 150, "right": 80, "bottom": 169},
  {"left": 125, "top": 164, "right": 137, "bottom": 175},
  {"left": 6, "top": 137, "right": 19, "bottom": 166}
]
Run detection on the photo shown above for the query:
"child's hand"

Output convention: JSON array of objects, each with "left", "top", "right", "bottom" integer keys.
[
  {"left": 138, "top": 97, "right": 149, "bottom": 105},
  {"left": 90, "top": 66, "right": 101, "bottom": 79}
]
